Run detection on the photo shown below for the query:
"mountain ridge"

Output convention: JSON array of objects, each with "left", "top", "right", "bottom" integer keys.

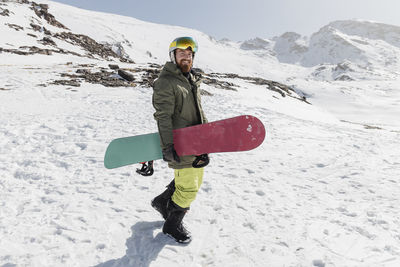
[{"left": 239, "top": 19, "right": 400, "bottom": 77}]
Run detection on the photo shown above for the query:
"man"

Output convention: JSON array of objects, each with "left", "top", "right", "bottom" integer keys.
[{"left": 151, "top": 37, "right": 208, "bottom": 243}]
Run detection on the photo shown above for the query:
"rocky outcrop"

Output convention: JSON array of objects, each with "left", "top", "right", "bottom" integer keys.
[
  {"left": 31, "top": 2, "right": 69, "bottom": 29},
  {"left": 6, "top": 23, "right": 23, "bottom": 31},
  {"left": 0, "top": 7, "right": 11, "bottom": 16},
  {"left": 0, "top": 46, "right": 79, "bottom": 56},
  {"left": 3, "top": 26, "right": 134, "bottom": 62},
  {"left": 207, "top": 73, "right": 309, "bottom": 103},
  {"left": 103, "top": 42, "right": 134, "bottom": 62},
  {"left": 38, "top": 36, "right": 56, "bottom": 46},
  {"left": 57, "top": 69, "right": 135, "bottom": 88},
  {"left": 44, "top": 62, "right": 307, "bottom": 103},
  {"left": 202, "top": 77, "right": 237, "bottom": 91},
  {"left": 52, "top": 32, "right": 133, "bottom": 62},
  {"left": 1, "top": 0, "right": 134, "bottom": 63}
]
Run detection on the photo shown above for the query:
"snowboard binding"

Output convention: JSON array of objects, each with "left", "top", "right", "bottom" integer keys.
[
  {"left": 136, "top": 161, "right": 154, "bottom": 176},
  {"left": 192, "top": 154, "right": 209, "bottom": 168}
]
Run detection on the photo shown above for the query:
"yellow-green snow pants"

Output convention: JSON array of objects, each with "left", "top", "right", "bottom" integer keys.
[{"left": 171, "top": 167, "right": 204, "bottom": 208}]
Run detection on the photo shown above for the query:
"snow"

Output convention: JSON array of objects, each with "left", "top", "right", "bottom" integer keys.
[{"left": 1, "top": 1, "right": 400, "bottom": 267}]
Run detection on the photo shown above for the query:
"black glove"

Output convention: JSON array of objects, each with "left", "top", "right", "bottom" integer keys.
[{"left": 162, "top": 144, "right": 181, "bottom": 163}]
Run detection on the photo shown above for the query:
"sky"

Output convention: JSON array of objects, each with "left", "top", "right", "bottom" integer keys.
[{"left": 50, "top": 0, "right": 400, "bottom": 41}]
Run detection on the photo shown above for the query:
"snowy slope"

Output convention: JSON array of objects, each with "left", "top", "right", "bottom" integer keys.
[{"left": 1, "top": 1, "right": 400, "bottom": 267}]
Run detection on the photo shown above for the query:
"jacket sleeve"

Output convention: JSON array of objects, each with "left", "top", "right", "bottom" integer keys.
[{"left": 152, "top": 78, "right": 175, "bottom": 149}]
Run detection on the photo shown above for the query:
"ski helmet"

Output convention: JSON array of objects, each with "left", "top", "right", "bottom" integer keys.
[{"left": 169, "top": 37, "right": 198, "bottom": 64}]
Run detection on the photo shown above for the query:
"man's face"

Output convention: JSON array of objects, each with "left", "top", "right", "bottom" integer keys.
[{"left": 175, "top": 48, "right": 193, "bottom": 73}]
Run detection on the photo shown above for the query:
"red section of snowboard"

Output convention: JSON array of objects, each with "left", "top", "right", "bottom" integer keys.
[{"left": 173, "top": 115, "right": 265, "bottom": 156}]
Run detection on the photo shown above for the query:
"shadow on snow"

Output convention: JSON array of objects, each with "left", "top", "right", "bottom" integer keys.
[{"left": 94, "top": 220, "right": 186, "bottom": 267}]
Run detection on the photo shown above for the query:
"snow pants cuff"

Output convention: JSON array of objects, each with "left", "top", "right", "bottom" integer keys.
[{"left": 171, "top": 167, "right": 204, "bottom": 209}]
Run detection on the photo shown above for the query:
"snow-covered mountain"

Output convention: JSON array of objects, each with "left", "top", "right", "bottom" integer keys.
[
  {"left": 1, "top": 1, "right": 400, "bottom": 267},
  {"left": 240, "top": 20, "right": 400, "bottom": 80},
  {"left": 302, "top": 20, "right": 400, "bottom": 70},
  {"left": 273, "top": 32, "right": 308, "bottom": 64}
]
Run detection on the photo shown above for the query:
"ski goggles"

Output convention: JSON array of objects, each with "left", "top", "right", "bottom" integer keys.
[{"left": 169, "top": 37, "right": 198, "bottom": 53}]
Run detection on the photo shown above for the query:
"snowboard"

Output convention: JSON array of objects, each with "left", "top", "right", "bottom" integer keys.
[{"left": 104, "top": 115, "right": 265, "bottom": 169}]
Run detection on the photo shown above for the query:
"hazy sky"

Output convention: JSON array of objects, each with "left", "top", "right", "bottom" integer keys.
[{"left": 51, "top": 0, "right": 400, "bottom": 41}]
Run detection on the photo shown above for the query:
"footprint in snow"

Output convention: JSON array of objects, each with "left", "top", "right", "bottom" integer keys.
[
  {"left": 313, "top": 259, "right": 325, "bottom": 267},
  {"left": 255, "top": 190, "right": 265, "bottom": 196},
  {"left": 75, "top": 143, "right": 87, "bottom": 150}
]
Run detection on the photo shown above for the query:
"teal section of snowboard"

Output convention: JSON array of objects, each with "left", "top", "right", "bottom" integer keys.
[{"left": 104, "top": 132, "right": 162, "bottom": 169}]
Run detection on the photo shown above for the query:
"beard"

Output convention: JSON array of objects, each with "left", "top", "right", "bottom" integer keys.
[{"left": 177, "top": 59, "right": 192, "bottom": 73}]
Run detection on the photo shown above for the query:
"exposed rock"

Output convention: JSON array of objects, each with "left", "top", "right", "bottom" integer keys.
[
  {"left": 6, "top": 23, "right": 23, "bottom": 31},
  {"left": 38, "top": 36, "right": 56, "bottom": 46},
  {"left": 334, "top": 62, "right": 353, "bottom": 72},
  {"left": 108, "top": 64, "right": 120, "bottom": 70},
  {"left": 364, "top": 124, "right": 382, "bottom": 130},
  {"left": 148, "top": 63, "right": 162, "bottom": 69},
  {"left": 77, "top": 63, "right": 96, "bottom": 68},
  {"left": 27, "top": 33, "right": 37, "bottom": 38},
  {"left": 43, "top": 26, "right": 51, "bottom": 35},
  {"left": 332, "top": 62, "right": 354, "bottom": 79},
  {"left": 43, "top": 62, "right": 298, "bottom": 102},
  {"left": 76, "top": 68, "right": 91, "bottom": 74},
  {"left": 103, "top": 42, "right": 134, "bottom": 63},
  {"left": 51, "top": 79, "right": 81, "bottom": 87},
  {"left": 199, "top": 89, "right": 213, "bottom": 96},
  {"left": 202, "top": 77, "right": 237, "bottom": 91},
  {"left": 30, "top": 23, "right": 41, "bottom": 32},
  {"left": 118, "top": 69, "right": 135, "bottom": 81},
  {"left": 341, "top": 120, "right": 383, "bottom": 130},
  {"left": 57, "top": 70, "right": 135, "bottom": 88},
  {"left": 3, "top": 0, "right": 29, "bottom": 3},
  {"left": 52, "top": 32, "right": 133, "bottom": 62},
  {"left": 31, "top": 2, "right": 69, "bottom": 30},
  {"left": 335, "top": 74, "right": 354, "bottom": 81},
  {"left": 207, "top": 72, "right": 309, "bottom": 103},
  {"left": 51, "top": 65, "right": 160, "bottom": 88},
  {"left": 0, "top": 8, "right": 10, "bottom": 16},
  {"left": 1, "top": 1, "right": 132, "bottom": 63},
  {"left": 0, "top": 45, "right": 82, "bottom": 57},
  {"left": 137, "top": 67, "right": 160, "bottom": 88},
  {"left": 192, "top": 67, "right": 205, "bottom": 74}
]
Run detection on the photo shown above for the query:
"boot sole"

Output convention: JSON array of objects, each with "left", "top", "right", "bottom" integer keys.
[{"left": 163, "top": 232, "right": 192, "bottom": 244}]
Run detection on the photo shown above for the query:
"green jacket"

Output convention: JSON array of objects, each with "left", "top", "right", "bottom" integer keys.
[{"left": 152, "top": 62, "right": 207, "bottom": 169}]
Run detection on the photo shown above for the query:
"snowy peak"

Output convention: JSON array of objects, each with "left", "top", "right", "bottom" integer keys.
[
  {"left": 240, "top": 37, "right": 272, "bottom": 50},
  {"left": 301, "top": 24, "right": 369, "bottom": 67},
  {"left": 328, "top": 20, "right": 400, "bottom": 48},
  {"left": 273, "top": 32, "right": 308, "bottom": 64}
]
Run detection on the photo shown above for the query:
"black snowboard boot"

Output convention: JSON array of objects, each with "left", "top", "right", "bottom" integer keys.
[
  {"left": 151, "top": 180, "right": 175, "bottom": 220},
  {"left": 162, "top": 200, "right": 191, "bottom": 244}
]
